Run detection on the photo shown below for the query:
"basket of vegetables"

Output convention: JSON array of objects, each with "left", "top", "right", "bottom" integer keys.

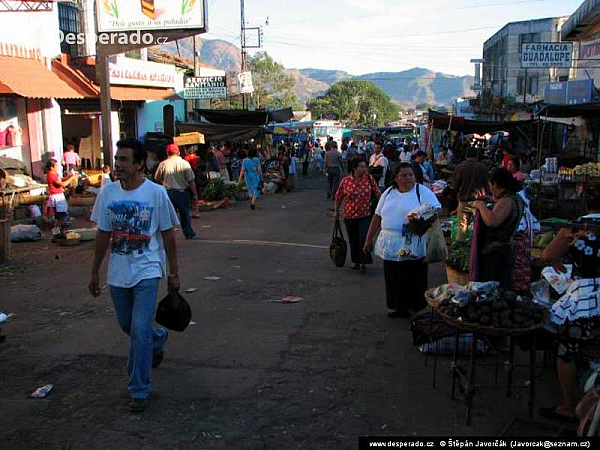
[{"left": 445, "top": 239, "right": 470, "bottom": 285}]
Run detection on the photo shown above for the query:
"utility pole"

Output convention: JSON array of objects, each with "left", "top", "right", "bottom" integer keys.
[
  {"left": 240, "top": 0, "right": 247, "bottom": 109},
  {"left": 193, "top": 35, "right": 205, "bottom": 113}
]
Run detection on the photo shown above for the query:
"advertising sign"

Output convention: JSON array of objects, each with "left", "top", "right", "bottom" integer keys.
[
  {"left": 108, "top": 58, "right": 178, "bottom": 88},
  {"left": 580, "top": 38, "right": 600, "bottom": 59},
  {"left": 544, "top": 82, "right": 567, "bottom": 104},
  {"left": 97, "top": 0, "right": 207, "bottom": 33},
  {"left": 238, "top": 71, "right": 254, "bottom": 94},
  {"left": 183, "top": 76, "right": 227, "bottom": 99},
  {"left": 521, "top": 43, "right": 573, "bottom": 68},
  {"left": 566, "top": 79, "right": 593, "bottom": 105}
]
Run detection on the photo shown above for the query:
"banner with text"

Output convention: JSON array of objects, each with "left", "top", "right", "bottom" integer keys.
[
  {"left": 521, "top": 42, "right": 573, "bottom": 68},
  {"left": 183, "top": 76, "right": 227, "bottom": 99},
  {"left": 97, "top": 0, "right": 207, "bottom": 33}
]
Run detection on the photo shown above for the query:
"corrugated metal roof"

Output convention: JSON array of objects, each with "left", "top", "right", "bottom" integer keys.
[
  {"left": 0, "top": 55, "right": 83, "bottom": 99},
  {"left": 562, "top": 0, "right": 600, "bottom": 40}
]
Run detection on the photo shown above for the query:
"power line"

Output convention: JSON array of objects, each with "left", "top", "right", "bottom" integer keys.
[{"left": 266, "top": 0, "right": 556, "bottom": 27}]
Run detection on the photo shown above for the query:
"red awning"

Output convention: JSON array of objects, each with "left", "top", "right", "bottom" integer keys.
[{"left": 0, "top": 55, "right": 83, "bottom": 99}]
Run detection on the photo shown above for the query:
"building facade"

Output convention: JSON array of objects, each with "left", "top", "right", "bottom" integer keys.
[
  {"left": 482, "top": 17, "right": 569, "bottom": 105},
  {"left": 562, "top": 0, "right": 600, "bottom": 90}
]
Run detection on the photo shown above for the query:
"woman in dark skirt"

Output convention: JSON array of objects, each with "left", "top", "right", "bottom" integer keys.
[
  {"left": 334, "top": 159, "right": 380, "bottom": 270},
  {"left": 364, "top": 163, "right": 441, "bottom": 317}
]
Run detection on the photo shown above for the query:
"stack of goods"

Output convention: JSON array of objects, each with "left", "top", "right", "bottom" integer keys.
[{"left": 434, "top": 282, "right": 545, "bottom": 331}]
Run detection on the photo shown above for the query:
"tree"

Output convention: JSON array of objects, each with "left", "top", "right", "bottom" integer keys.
[
  {"left": 247, "top": 52, "right": 299, "bottom": 110},
  {"left": 306, "top": 80, "right": 400, "bottom": 127}
]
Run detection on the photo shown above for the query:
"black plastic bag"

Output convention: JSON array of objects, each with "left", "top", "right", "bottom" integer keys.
[
  {"left": 329, "top": 219, "right": 347, "bottom": 267},
  {"left": 155, "top": 290, "right": 192, "bottom": 332}
]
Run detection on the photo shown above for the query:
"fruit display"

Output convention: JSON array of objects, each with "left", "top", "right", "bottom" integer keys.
[
  {"left": 65, "top": 231, "right": 81, "bottom": 240},
  {"left": 532, "top": 232, "right": 554, "bottom": 249},
  {"left": 573, "top": 163, "right": 600, "bottom": 180}
]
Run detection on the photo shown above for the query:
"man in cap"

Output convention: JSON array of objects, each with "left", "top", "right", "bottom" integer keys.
[{"left": 154, "top": 143, "right": 198, "bottom": 239}]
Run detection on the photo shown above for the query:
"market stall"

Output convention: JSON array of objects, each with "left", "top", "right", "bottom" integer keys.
[{"left": 424, "top": 282, "right": 545, "bottom": 425}]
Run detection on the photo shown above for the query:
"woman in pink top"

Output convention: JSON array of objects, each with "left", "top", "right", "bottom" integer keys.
[{"left": 62, "top": 144, "right": 81, "bottom": 171}]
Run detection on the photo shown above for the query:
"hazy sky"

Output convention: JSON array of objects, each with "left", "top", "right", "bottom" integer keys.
[{"left": 202, "top": 0, "right": 583, "bottom": 76}]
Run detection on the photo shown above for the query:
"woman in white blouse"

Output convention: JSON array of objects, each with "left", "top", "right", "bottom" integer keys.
[{"left": 364, "top": 162, "right": 441, "bottom": 318}]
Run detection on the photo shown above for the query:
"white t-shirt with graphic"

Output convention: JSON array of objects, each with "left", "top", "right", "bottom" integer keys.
[{"left": 91, "top": 180, "right": 180, "bottom": 288}]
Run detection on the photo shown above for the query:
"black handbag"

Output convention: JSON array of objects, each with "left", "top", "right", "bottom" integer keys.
[
  {"left": 155, "top": 290, "right": 192, "bottom": 332},
  {"left": 368, "top": 175, "right": 379, "bottom": 217},
  {"left": 329, "top": 219, "right": 347, "bottom": 267}
]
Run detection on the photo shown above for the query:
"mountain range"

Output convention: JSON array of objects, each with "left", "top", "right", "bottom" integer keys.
[{"left": 157, "top": 38, "right": 474, "bottom": 107}]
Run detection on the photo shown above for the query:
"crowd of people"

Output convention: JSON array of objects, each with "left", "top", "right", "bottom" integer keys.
[{"left": 42, "top": 129, "right": 600, "bottom": 426}]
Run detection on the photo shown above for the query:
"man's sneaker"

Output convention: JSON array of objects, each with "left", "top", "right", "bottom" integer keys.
[{"left": 129, "top": 396, "right": 149, "bottom": 413}]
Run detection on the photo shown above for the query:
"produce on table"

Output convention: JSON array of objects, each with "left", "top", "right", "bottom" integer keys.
[
  {"left": 573, "top": 162, "right": 600, "bottom": 179},
  {"left": 532, "top": 232, "right": 554, "bottom": 249},
  {"left": 437, "top": 288, "right": 544, "bottom": 329}
]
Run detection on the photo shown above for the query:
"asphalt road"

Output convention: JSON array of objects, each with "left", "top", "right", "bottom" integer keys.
[{"left": 0, "top": 175, "right": 560, "bottom": 449}]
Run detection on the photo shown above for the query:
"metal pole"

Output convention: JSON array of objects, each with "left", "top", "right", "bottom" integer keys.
[
  {"left": 194, "top": 35, "right": 203, "bottom": 111},
  {"left": 240, "top": 0, "right": 246, "bottom": 109},
  {"left": 523, "top": 68, "right": 528, "bottom": 108},
  {"left": 97, "top": 54, "right": 113, "bottom": 168}
]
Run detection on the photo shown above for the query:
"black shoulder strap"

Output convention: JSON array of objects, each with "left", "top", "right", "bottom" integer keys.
[{"left": 416, "top": 183, "right": 421, "bottom": 204}]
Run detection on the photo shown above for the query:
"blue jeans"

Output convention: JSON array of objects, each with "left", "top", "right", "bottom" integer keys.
[
  {"left": 167, "top": 189, "right": 195, "bottom": 238},
  {"left": 109, "top": 278, "right": 167, "bottom": 399}
]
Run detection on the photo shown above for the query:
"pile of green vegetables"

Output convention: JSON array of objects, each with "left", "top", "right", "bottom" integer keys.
[
  {"left": 200, "top": 179, "right": 240, "bottom": 201},
  {"left": 446, "top": 238, "right": 471, "bottom": 273}
]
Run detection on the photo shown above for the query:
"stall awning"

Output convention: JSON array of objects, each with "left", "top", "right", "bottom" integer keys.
[
  {"left": 0, "top": 55, "right": 83, "bottom": 99},
  {"left": 194, "top": 107, "right": 293, "bottom": 125},
  {"left": 109, "top": 86, "right": 180, "bottom": 101},
  {"left": 538, "top": 102, "right": 600, "bottom": 119},
  {"left": 178, "top": 122, "right": 269, "bottom": 142},
  {"left": 428, "top": 110, "right": 535, "bottom": 134}
]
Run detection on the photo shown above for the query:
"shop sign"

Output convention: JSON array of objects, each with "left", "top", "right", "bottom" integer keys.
[
  {"left": 544, "top": 82, "right": 567, "bottom": 104},
  {"left": 580, "top": 38, "right": 600, "bottom": 59},
  {"left": 544, "top": 80, "right": 593, "bottom": 105},
  {"left": 238, "top": 71, "right": 254, "bottom": 94},
  {"left": 566, "top": 79, "right": 593, "bottom": 105},
  {"left": 96, "top": 0, "right": 208, "bottom": 33},
  {"left": 183, "top": 76, "right": 227, "bottom": 99},
  {"left": 521, "top": 43, "right": 573, "bottom": 68},
  {"left": 109, "top": 58, "right": 177, "bottom": 88}
]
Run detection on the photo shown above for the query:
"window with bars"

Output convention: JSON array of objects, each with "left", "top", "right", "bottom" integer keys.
[{"left": 58, "top": 2, "right": 83, "bottom": 58}]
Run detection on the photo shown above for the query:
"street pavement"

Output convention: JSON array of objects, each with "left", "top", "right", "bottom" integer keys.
[{"left": 0, "top": 175, "right": 560, "bottom": 449}]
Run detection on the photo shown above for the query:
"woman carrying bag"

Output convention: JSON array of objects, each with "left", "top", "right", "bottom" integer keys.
[
  {"left": 364, "top": 163, "right": 441, "bottom": 318},
  {"left": 334, "top": 159, "right": 381, "bottom": 271}
]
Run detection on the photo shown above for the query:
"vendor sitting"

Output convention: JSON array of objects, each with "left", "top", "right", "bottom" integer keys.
[{"left": 539, "top": 185, "right": 600, "bottom": 421}]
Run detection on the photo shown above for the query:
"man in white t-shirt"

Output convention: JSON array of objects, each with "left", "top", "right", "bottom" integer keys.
[
  {"left": 369, "top": 143, "right": 389, "bottom": 188},
  {"left": 89, "top": 139, "right": 180, "bottom": 413}
]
